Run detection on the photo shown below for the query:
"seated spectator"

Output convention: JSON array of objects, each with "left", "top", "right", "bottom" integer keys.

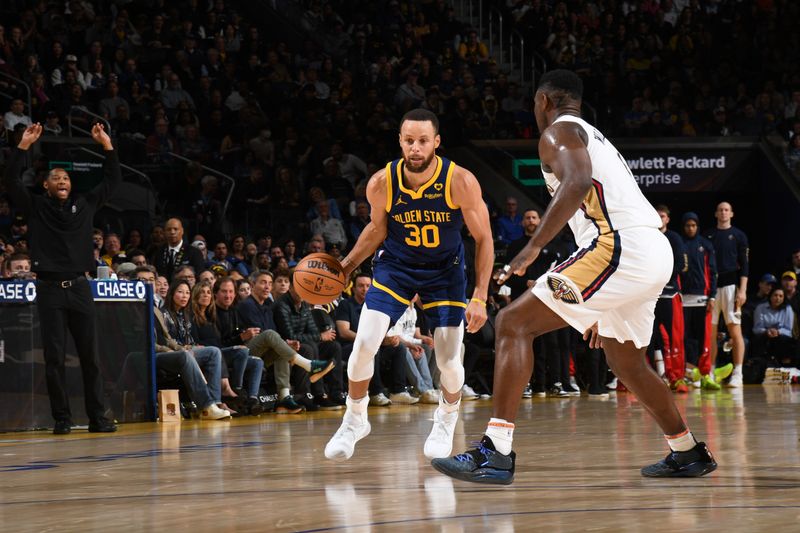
[
  {"left": 323, "top": 142, "right": 367, "bottom": 188},
  {"left": 4, "top": 99, "right": 32, "bottom": 131},
  {"left": 161, "top": 73, "right": 195, "bottom": 113},
  {"left": 198, "top": 269, "right": 217, "bottom": 286},
  {"left": 271, "top": 269, "right": 291, "bottom": 301},
  {"left": 458, "top": 29, "right": 488, "bottom": 65},
  {"left": 230, "top": 272, "right": 335, "bottom": 413},
  {"left": 306, "top": 186, "right": 343, "bottom": 221},
  {"left": 135, "top": 269, "right": 230, "bottom": 420},
  {"left": 236, "top": 279, "right": 251, "bottom": 303},
  {"left": 100, "top": 233, "right": 126, "bottom": 266},
  {"left": 145, "top": 119, "right": 178, "bottom": 163},
  {"left": 273, "top": 278, "right": 344, "bottom": 410},
  {"left": 124, "top": 229, "right": 144, "bottom": 254},
  {"left": 782, "top": 271, "right": 800, "bottom": 316},
  {"left": 752, "top": 287, "right": 798, "bottom": 367},
  {"left": 98, "top": 81, "right": 129, "bottom": 120},
  {"left": 191, "top": 281, "right": 264, "bottom": 414},
  {"left": 127, "top": 249, "right": 147, "bottom": 267},
  {"left": 173, "top": 265, "right": 197, "bottom": 288},
  {"left": 387, "top": 297, "right": 438, "bottom": 404},
  {"left": 225, "top": 235, "right": 250, "bottom": 276},
  {"left": 496, "top": 196, "right": 523, "bottom": 244},
  {"left": 310, "top": 200, "right": 348, "bottom": 250},
  {"left": 115, "top": 262, "right": 138, "bottom": 280},
  {"left": 161, "top": 279, "right": 227, "bottom": 411},
  {"left": 743, "top": 273, "right": 778, "bottom": 335},
  {"left": 283, "top": 239, "right": 299, "bottom": 267},
  {"left": 3, "top": 252, "right": 32, "bottom": 279},
  {"left": 208, "top": 241, "right": 234, "bottom": 271}
]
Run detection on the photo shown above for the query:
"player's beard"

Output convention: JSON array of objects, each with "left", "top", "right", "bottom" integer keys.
[{"left": 404, "top": 151, "right": 436, "bottom": 174}]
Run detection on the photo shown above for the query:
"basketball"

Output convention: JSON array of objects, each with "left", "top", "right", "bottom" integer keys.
[{"left": 292, "top": 253, "right": 347, "bottom": 305}]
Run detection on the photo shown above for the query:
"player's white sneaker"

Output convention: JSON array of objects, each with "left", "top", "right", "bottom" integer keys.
[
  {"left": 726, "top": 373, "right": 743, "bottom": 388},
  {"left": 325, "top": 410, "right": 371, "bottom": 461},
  {"left": 424, "top": 402, "right": 459, "bottom": 459}
]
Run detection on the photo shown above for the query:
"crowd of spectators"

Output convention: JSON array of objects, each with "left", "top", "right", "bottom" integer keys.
[{"left": 1, "top": 1, "right": 800, "bottom": 420}]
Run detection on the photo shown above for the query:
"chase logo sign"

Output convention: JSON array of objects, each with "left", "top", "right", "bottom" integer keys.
[
  {"left": 0, "top": 281, "right": 37, "bottom": 303},
  {"left": 92, "top": 280, "right": 147, "bottom": 301}
]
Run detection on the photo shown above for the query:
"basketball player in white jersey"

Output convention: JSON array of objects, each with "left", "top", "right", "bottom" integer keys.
[{"left": 432, "top": 70, "right": 717, "bottom": 484}]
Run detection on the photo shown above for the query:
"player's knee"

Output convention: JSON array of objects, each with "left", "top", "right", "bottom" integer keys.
[
  {"left": 496, "top": 306, "right": 522, "bottom": 337},
  {"left": 347, "top": 348, "right": 375, "bottom": 382},
  {"left": 438, "top": 354, "right": 464, "bottom": 394}
]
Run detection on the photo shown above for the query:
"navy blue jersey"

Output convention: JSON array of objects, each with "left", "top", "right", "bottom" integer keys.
[
  {"left": 682, "top": 235, "right": 717, "bottom": 296},
  {"left": 661, "top": 229, "right": 688, "bottom": 296},
  {"left": 705, "top": 226, "right": 749, "bottom": 287},
  {"left": 382, "top": 156, "right": 464, "bottom": 264}
]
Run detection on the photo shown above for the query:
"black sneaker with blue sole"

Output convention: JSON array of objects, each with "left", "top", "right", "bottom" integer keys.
[
  {"left": 431, "top": 436, "right": 516, "bottom": 485},
  {"left": 641, "top": 442, "right": 717, "bottom": 477}
]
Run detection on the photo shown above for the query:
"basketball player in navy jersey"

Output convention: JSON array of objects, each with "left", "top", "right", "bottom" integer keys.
[
  {"left": 433, "top": 70, "right": 716, "bottom": 484},
  {"left": 325, "top": 108, "right": 494, "bottom": 461}
]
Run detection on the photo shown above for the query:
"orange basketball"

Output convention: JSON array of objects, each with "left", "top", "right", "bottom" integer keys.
[{"left": 293, "top": 253, "right": 347, "bottom": 305}]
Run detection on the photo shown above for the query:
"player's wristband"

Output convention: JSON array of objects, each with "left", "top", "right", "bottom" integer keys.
[{"left": 470, "top": 297, "right": 486, "bottom": 306}]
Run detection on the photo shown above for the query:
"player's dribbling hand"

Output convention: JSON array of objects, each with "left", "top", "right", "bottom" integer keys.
[
  {"left": 465, "top": 300, "right": 487, "bottom": 333},
  {"left": 582, "top": 323, "right": 602, "bottom": 349}
]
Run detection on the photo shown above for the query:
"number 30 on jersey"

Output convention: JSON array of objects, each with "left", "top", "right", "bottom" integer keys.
[{"left": 404, "top": 223, "right": 440, "bottom": 248}]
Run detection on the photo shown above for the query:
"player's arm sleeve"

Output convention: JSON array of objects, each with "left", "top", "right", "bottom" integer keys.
[{"left": 737, "top": 231, "right": 749, "bottom": 279}]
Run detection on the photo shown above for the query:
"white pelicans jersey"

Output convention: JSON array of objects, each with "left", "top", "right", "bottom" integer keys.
[{"left": 541, "top": 115, "right": 661, "bottom": 249}]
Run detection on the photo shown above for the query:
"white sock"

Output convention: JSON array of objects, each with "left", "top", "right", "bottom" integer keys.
[
  {"left": 279, "top": 388, "right": 291, "bottom": 400},
  {"left": 665, "top": 429, "right": 696, "bottom": 452},
  {"left": 485, "top": 418, "right": 514, "bottom": 455},
  {"left": 732, "top": 364, "right": 742, "bottom": 377},
  {"left": 654, "top": 350, "right": 665, "bottom": 376},
  {"left": 708, "top": 365, "right": 716, "bottom": 381},
  {"left": 344, "top": 395, "right": 368, "bottom": 425},
  {"left": 440, "top": 395, "right": 460, "bottom": 414},
  {"left": 292, "top": 353, "right": 311, "bottom": 372}
]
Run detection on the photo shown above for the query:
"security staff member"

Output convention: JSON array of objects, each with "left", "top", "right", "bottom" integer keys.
[{"left": 3, "top": 123, "right": 119, "bottom": 434}]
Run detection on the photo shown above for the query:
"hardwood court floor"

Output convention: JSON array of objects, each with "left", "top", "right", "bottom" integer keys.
[{"left": 1, "top": 387, "right": 799, "bottom": 532}]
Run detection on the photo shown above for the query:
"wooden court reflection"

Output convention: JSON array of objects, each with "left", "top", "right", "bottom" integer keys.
[{"left": 1, "top": 387, "right": 799, "bottom": 532}]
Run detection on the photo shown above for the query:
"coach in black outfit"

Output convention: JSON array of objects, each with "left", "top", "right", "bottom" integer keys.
[{"left": 3, "top": 123, "right": 118, "bottom": 434}]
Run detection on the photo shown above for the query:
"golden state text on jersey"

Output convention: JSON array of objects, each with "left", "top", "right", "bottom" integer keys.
[{"left": 382, "top": 155, "right": 464, "bottom": 263}]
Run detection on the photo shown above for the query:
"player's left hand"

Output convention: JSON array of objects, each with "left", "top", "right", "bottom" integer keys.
[
  {"left": 582, "top": 323, "right": 602, "bottom": 349},
  {"left": 465, "top": 300, "right": 487, "bottom": 333}
]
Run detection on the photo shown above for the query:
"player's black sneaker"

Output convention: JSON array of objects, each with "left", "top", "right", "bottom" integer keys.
[
  {"left": 431, "top": 436, "right": 516, "bottom": 485},
  {"left": 641, "top": 442, "right": 717, "bottom": 477}
]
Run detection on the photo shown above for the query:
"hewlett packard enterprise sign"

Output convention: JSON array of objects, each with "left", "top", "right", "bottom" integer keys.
[
  {"left": 0, "top": 280, "right": 147, "bottom": 303},
  {"left": 622, "top": 149, "right": 754, "bottom": 192}
]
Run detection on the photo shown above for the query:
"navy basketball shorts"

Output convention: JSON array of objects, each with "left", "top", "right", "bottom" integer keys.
[{"left": 365, "top": 256, "right": 467, "bottom": 329}]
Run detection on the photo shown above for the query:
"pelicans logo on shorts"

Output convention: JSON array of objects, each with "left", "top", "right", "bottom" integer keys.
[{"left": 547, "top": 275, "right": 580, "bottom": 304}]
